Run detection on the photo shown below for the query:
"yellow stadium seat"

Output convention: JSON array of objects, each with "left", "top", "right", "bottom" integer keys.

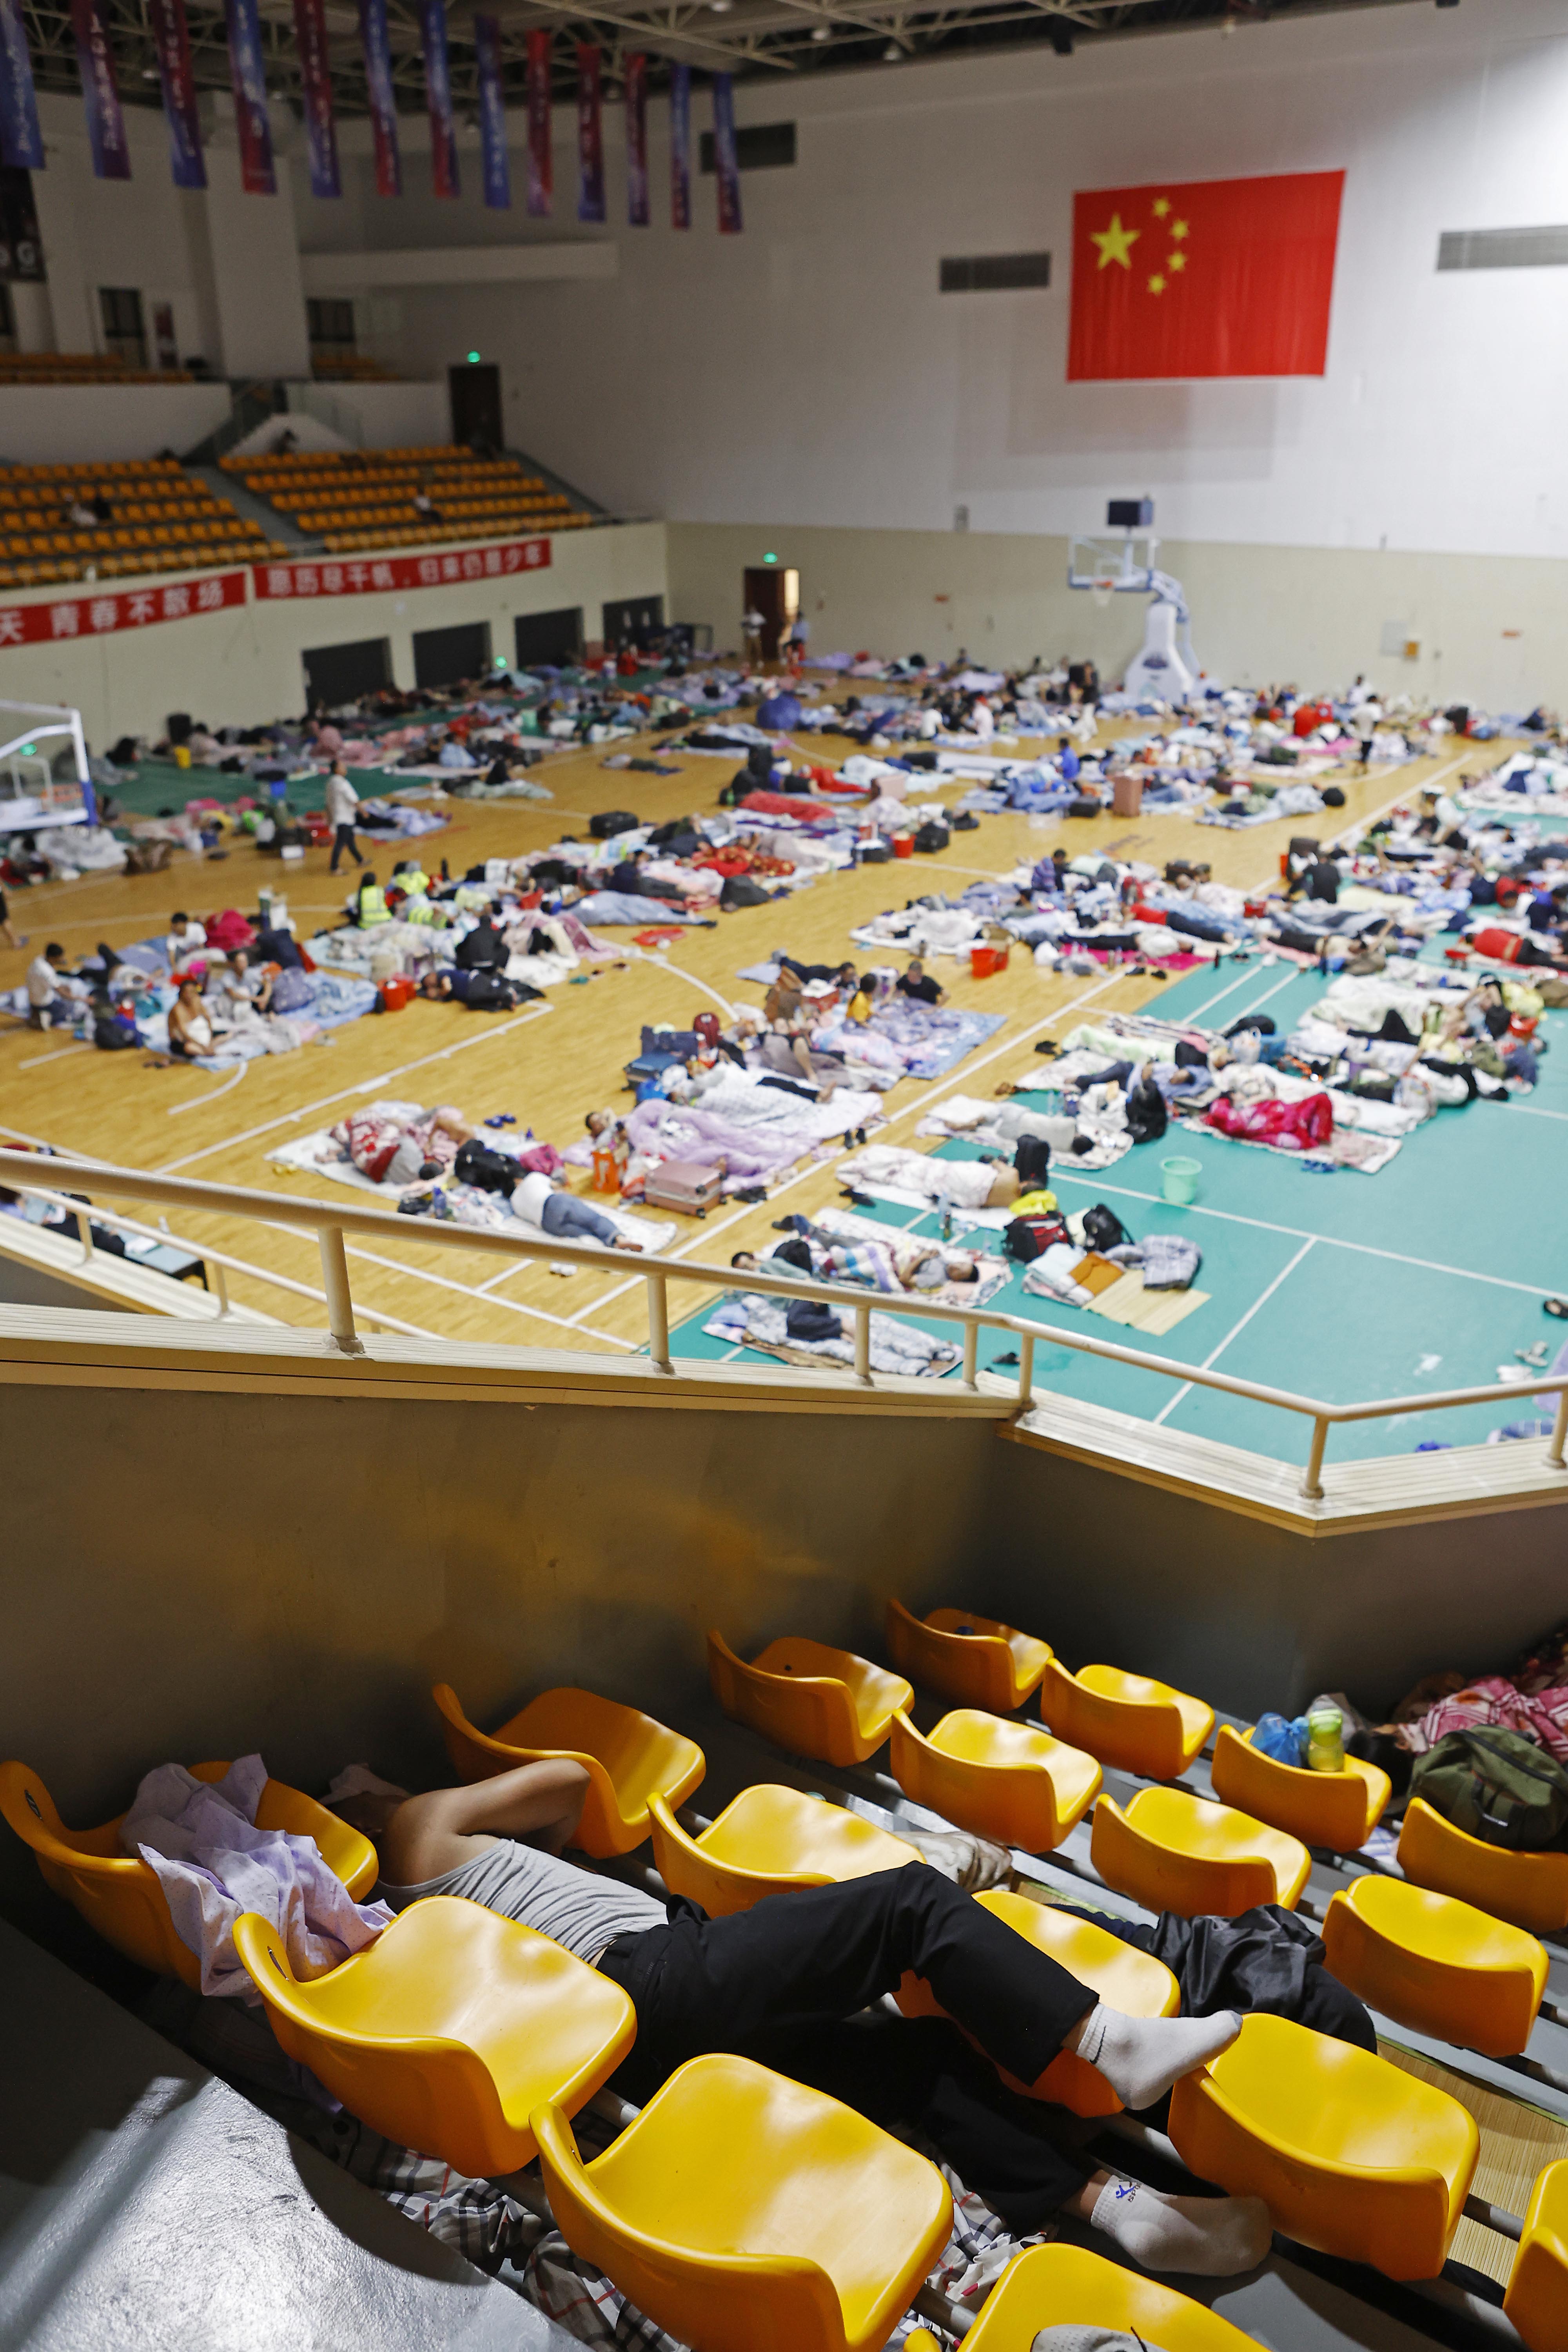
[
  {"left": 889, "top": 1708, "right": 1100, "bottom": 1853},
  {"left": 1170, "top": 2011, "right": 1479, "bottom": 2279},
  {"left": 431, "top": 1681, "right": 704, "bottom": 1858},
  {"left": 648, "top": 1783, "right": 922, "bottom": 1916},
  {"left": 1506, "top": 2160, "right": 1568, "bottom": 2352},
  {"left": 0, "top": 1758, "right": 376, "bottom": 1987},
  {"left": 1397, "top": 1797, "right": 1568, "bottom": 1936},
  {"left": 1321, "top": 1874, "right": 1547, "bottom": 2058},
  {"left": 885, "top": 1599, "right": 1051, "bottom": 1713},
  {"left": 895, "top": 1889, "right": 1178, "bottom": 2115},
  {"left": 707, "top": 1631, "right": 913, "bottom": 1767},
  {"left": 1038, "top": 1659, "right": 1213, "bottom": 1780},
  {"left": 947, "top": 2242, "right": 1261, "bottom": 2352},
  {"left": 234, "top": 1896, "right": 635, "bottom": 2177},
  {"left": 534, "top": 2051, "right": 953, "bottom": 2352},
  {"left": 1210, "top": 1724, "right": 1389, "bottom": 1852},
  {"left": 1090, "top": 1788, "right": 1310, "bottom": 1916}
]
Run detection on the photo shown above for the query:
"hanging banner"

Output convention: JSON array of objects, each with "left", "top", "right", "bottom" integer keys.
[
  {"left": 576, "top": 42, "right": 603, "bottom": 224},
  {"left": 623, "top": 51, "right": 648, "bottom": 228},
  {"left": 0, "top": 572, "right": 247, "bottom": 650},
  {"left": 292, "top": 0, "right": 339, "bottom": 199},
  {"left": 70, "top": 0, "right": 131, "bottom": 181},
  {"left": 225, "top": 0, "right": 275, "bottom": 194},
  {"left": 359, "top": 0, "right": 402, "bottom": 198},
  {"left": 0, "top": 0, "right": 42, "bottom": 171},
  {"left": 146, "top": 0, "right": 204, "bottom": 189},
  {"left": 254, "top": 539, "right": 551, "bottom": 599},
  {"left": 474, "top": 13, "right": 509, "bottom": 211},
  {"left": 525, "top": 26, "right": 551, "bottom": 217},
  {"left": 711, "top": 72, "right": 741, "bottom": 234},
  {"left": 421, "top": 0, "right": 457, "bottom": 198},
  {"left": 669, "top": 62, "right": 690, "bottom": 231}
]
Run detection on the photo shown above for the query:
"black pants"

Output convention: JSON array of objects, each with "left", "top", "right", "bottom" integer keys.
[
  {"left": 599, "top": 1866, "right": 1097, "bottom": 2231},
  {"left": 330, "top": 824, "right": 362, "bottom": 872}
]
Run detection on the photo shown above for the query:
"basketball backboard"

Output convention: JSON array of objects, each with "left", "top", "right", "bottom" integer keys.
[{"left": 1067, "top": 533, "right": 1159, "bottom": 595}]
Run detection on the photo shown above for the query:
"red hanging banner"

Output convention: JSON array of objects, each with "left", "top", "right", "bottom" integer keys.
[
  {"left": 254, "top": 539, "right": 552, "bottom": 599},
  {"left": 0, "top": 570, "right": 246, "bottom": 648},
  {"left": 624, "top": 51, "right": 648, "bottom": 228},
  {"left": 525, "top": 26, "right": 551, "bottom": 216},
  {"left": 576, "top": 42, "right": 603, "bottom": 224},
  {"left": 1067, "top": 171, "right": 1344, "bottom": 381}
]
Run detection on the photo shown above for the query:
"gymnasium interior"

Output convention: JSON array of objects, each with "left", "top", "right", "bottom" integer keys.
[{"left": 4, "top": 2, "right": 1568, "bottom": 2348}]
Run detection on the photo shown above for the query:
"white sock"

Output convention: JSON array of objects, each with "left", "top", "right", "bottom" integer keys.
[
  {"left": 1069, "top": 2003, "right": 1241, "bottom": 2111},
  {"left": 1090, "top": 2172, "right": 1272, "bottom": 2277}
]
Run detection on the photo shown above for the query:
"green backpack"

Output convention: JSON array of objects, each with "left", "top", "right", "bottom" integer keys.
[{"left": 1410, "top": 1728, "right": 1568, "bottom": 1852}]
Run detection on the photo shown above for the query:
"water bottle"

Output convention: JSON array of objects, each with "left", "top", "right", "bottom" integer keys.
[{"left": 1306, "top": 1706, "right": 1345, "bottom": 1773}]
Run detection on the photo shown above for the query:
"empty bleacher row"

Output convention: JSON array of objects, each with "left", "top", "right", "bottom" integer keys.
[
  {"left": 0, "top": 352, "right": 192, "bottom": 387},
  {"left": 0, "top": 459, "right": 279, "bottom": 589},
  {"left": 223, "top": 443, "right": 595, "bottom": 554},
  {"left": 4, "top": 1600, "right": 1567, "bottom": 2352}
]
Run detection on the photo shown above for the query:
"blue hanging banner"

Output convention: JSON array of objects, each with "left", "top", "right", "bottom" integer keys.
[
  {"left": 624, "top": 51, "right": 648, "bottom": 227},
  {"left": 474, "top": 13, "right": 509, "bottom": 211},
  {"left": 712, "top": 71, "right": 741, "bottom": 234},
  {"left": 70, "top": 0, "right": 131, "bottom": 180},
  {"left": 422, "top": 0, "right": 458, "bottom": 197},
  {"left": 225, "top": 0, "right": 276, "bottom": 193},
  {"left": 147, "top": 0, "right": 205, "bottom": 189},
  {"left": 576, "top": 41, "right": 603, "bottom": 223},
  {"left": 359, "top": 0, "right": 402, "bottom": 197},
  {"left": 0, "top": 0, "right": 42, "bottom": 171},
  {"left": 293, "top": 0, "right": 339, "bottom": 198},
  {"left": 669, "top": 62, "right": 690, "bottom": 230}
]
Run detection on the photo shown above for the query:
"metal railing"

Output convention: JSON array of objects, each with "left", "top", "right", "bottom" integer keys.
[{"left": 1, "top": 1147, "right": 1564, "bottom": 1502}]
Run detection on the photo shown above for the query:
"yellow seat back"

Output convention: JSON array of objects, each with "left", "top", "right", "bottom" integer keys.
[
  {"left": 650, "top": 1790, "right": 834, "bottom": 1915},
  {"left": 0, "top": 1759, "right": 376, "bottom": 1989},
  {"left": 234, "top": 1896, "right": 636, "bottom": 2178},
  {"left": 430, "top": 1682, "right": 704, "bottom": 1857},
  {"left": 1091, "top": 1788, "right": 1306, "bottom": 1916},
  {"left": 958, "top": 2242, "right": 1262, "bottom": 2352},
  {"left": 1397, "top": 1797, "right": 1568, "bottom": 1937},
  {"left": 1210, "top": 1723, "right": 1389, "bottom": 1853},
  {"left": 1038, "top": 1659, "right": 1210, "bottom": 1780},
  {"left": 884, "top": 1599, "right": 1050, "bottom": 1713},
  {"left": 1505, "top": 2158, "right": 1568, "bottom": 2352},
  {"left": 1322, "top": 1875, "right": 1547, "bottom": 2060},
  {"left": 706, "top": 1632, "right": 911, "bottom": 1767},
  {"left": 889, "top": 1710, "right": 1098, "bottom": 1854},
  {"left": 649, "top": 1786, "right": 919, "bottom": 1918},
  {"left": 533, "top": 2051, "right": 953, "bottom": 2352}
]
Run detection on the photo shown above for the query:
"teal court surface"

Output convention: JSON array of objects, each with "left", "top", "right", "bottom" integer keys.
[{"left": 670, "top": 951, "right": 1568, "bottom": 1470}]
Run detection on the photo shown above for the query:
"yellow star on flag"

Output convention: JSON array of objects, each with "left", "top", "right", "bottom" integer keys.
[
  {"left": 1168, "top": 251, "right": 1187, "bottom": 272},
  {"left": 1171, "top": 219, "right": 1189, "bottom": 241},
  {"left": 1149, "top": 273, "right": 1166, "bottom": 294},
  {"left": 1152, "top": 197, "right": 1170, "bottom": 218},
  {"left": 1092, "top": 212, "right": 1140, "bottom": 270}
]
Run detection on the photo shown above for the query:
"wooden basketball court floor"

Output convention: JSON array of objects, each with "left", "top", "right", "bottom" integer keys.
[{"left": 0, "top": 706, "right": 1521, "bottom": 1397}]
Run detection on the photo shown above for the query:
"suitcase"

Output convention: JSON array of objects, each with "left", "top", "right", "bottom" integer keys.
[
  {"left": 590, "top": 808, "right": 640, "bottom": 838},
  {"left": 642, "top": 1159, "right": 724, "bottom": 1216}
]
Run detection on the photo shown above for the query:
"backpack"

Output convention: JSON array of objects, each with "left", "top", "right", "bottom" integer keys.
[
  {"left": 1410, "top": 1728, "right": 1568, "bottom": 1851},
  {"left": 590, "top": 809, "right": 639, "bottom": 839},
  {"left": 913, "top": 819, "right": 950, "bottom": 854},
  {"left": 452, "top": 1139, "right": 523, "bottom": 1196},
  {"left": 1004, "top": 1212, "right": 1071, "bottom": 1262},
  {"left": 1012, "top": 1136, "right": 1052, "bottom": 1187},
  {"left": 720, "top": 874, "right": 771, "bottom": 909},
  {"left": 1081, "top": 1203, "right": 1130, "bottom": 1253}
]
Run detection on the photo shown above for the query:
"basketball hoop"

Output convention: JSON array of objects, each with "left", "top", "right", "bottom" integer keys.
[{"left": 1090, "top": 575, "right": 1116, "bottom": 610}]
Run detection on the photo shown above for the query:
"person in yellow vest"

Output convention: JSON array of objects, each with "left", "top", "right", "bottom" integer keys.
[{"left": 356, "top": 871, "right": 391, "bottom": 927}]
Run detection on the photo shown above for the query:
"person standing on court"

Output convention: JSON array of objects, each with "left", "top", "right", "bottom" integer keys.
[
  {"left": 742, "top": 602, "right": 765, "bottom": 666},
  {"left": 325, "top": 760, "right": 363, "bottom": 873}
]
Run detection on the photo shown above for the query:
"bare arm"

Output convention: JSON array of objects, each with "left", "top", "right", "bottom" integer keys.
[{"left": 378, "top": 1758, "right": 590, "bottom": 1886}]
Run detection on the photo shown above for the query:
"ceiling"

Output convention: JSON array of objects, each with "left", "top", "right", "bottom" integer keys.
[{"left": 22, "top": 0, "right": 1420, "bottom": 124}]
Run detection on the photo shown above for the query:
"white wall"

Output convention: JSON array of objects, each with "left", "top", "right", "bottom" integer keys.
[
  {"left": 0, "top": 385, "right": 231, "bottom": 463},
  {"left": 308, "top": 0, "right": 1568, "bottom": 568},
  {"left": 0, "top": 522, "right": 666, "bottom": 743}
]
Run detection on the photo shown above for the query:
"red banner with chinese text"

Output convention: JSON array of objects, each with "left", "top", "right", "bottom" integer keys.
[
  {"left": 0, "top": 569, "right": 246, "bottom": 648},
  {"left": 253, "top": 539, "right": 552, "bottom": 600}
]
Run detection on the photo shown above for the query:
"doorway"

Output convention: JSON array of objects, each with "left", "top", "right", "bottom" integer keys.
[
  {"left": 514, "top": 606, "right": 584, "bottom": 668},
  {"left": 303, "top": 635, "right": 392, "bottom": 709},
  {"left": 601, "top": 595, "right": 664, "bottom": 652},
  {"left": 448, "top": 361, "right": 503, "bottom": 451},
  {"left": 413, "top": 619, "right": 492, "bottom": 691},
  {"left": 742, "top": 566, "right": 799, "bottom": 662}
]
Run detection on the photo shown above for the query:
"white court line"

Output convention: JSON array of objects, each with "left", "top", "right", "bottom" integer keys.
[
  {"left": 1047, "top": 1168, "right": 1558, "bottom": 1297},
  {"left": 17, "top": 1042, "right": 92, "bottom": 1069},
  {"left": 1151, "top": 1237, "right": 1318, "bottom": 1427},
  {"left": 1510, "top": 1102, "right": 1568, "bottom": 1122},
  {"left": 153, "top": 1004, "right": 553, "bottom": 1172},
  {"left": 166, "top": 1060, "right": 248, "bottom": 1115}
]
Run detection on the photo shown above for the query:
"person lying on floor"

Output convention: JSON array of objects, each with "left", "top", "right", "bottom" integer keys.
[
  {"left": 509, "top": 1167, "right": 644, "bottom": 1252},
  {"left": 334, "top": 1760, "right": 1269, "bottom": 2278},
  {"left": 735, "top": 1217, "right": 982, "bottom": 1293}
]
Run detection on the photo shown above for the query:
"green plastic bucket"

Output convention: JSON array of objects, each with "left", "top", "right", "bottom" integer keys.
[{"left": 1160, "top": 1156, "right": 1202, "bottom": 1206}]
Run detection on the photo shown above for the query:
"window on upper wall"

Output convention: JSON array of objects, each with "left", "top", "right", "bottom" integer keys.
[
  {"left": 939, "top": 252, "right": 1052, "bottom": 293},
  {"left": 98, "top": 286, "right": 147, "bottom": 367},
  {"left": 308, "top": 298, "right": 357, "bottom": 351},
  {"left": 699, "top": 122, "right": 796, "bottom": 174}
]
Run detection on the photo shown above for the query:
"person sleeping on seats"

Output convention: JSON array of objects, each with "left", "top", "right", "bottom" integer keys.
[{"left": 334, "top": 1760, "right": 1269, "bottom": 2279}]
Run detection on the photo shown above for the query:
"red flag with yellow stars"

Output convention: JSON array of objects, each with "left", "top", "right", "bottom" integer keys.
[{"left": 1067, "top": 171, "right": 1344, "bottom": 381}]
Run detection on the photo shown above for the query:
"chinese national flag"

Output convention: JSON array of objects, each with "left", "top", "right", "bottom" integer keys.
[{"left": 1067, "top": 171, "right": 1344, "bottom": 381}]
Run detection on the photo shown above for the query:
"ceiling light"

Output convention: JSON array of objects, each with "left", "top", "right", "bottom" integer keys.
[
  {"left": 882, "top": 41, "right": 900, "bottom": 58},
  {"left": 709, "top": 2, "right": 733, "bottom": 12},
  {"left": 811, "top": 19, "right": 831, "bottom": 34}
]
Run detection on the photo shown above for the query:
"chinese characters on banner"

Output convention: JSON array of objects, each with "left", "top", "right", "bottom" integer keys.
[
  {"left": 669, "top": 64, "right": 690, "bottom": 230},
  {"left": 711, "top": 73, "right": 741, "bottom": 235},
  {"left": 624, "top": 52, "right": 648, "bottom": 228},
  {"left": 474, "top": 13, "right": 510, "bottom": 212},
  {"left": 0, "top": 572, "right": 247, "bottom": 650},
  {"left": 147, "top": 0, "right": 205, "bottom": 189},
  {"left": 225, "top": 0, "right": 276, "bottom": 194},
  {"left": 422, "top": 0, "right": 458, "bottom": 199},
  {"left": 70, "top": 0, "right": 131, "bottom": 181},
  {"left": 525, "top": 27, "right": 552, "bottom": 216},
  {"left": 576, "top": 43, "right": 604, "bottom": 224},
  {"left": 0, "top": 0, "right": 43, "bottom": 171},
  {"left": 359, "top": 0, "right": 402, "bottom": 197},
  {"left": 254, "top": 540, "right": 552, "bottom": 599},
  {"left": 293, "top": 0, "right": 340, "bottom": 200}
]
